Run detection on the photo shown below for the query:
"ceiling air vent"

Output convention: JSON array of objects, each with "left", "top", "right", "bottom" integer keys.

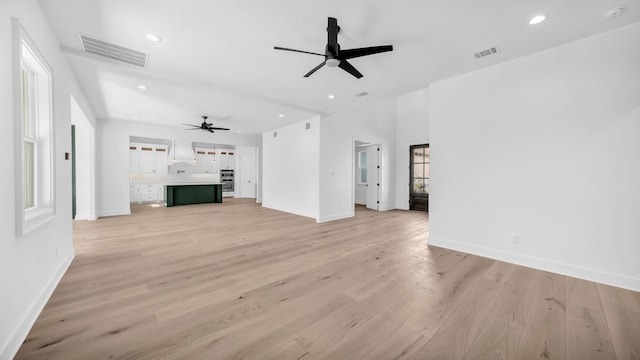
[
  {"left": 355, "top": 91, "right": 369, "bottom": 97},
  {"left": 474, "top": 46, "right": 499, "bottom": 59},
  {"left": 80, "top": 34, "right": 148, "bottom": 67}
]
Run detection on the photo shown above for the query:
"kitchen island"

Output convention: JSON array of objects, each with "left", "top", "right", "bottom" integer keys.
[{"left": 164, "top": 183, "right": 223, "bottom": 207}]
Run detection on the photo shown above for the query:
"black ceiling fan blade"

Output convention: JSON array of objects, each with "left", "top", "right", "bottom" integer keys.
[
  {"left": 304, "top": 61, "right": 327, "bottom": 77},
  {"left": 327, "top": 17, "right": 340, "bottom": 55},
  {"left": 338, "top": 60, "right": 363, "bottom": 79},
  {"left": 185, "top": 128, "right": 202, "bottom": 130},
  {"left": 207, "top": 129, "right": 215, "bottom": 133},
  {"left": 274, "top": 46, "right": 324, "bottom": 57},
  {"left": 339, "top": 45, "right": 393, "bottom": 60},
  {"left": 209, "top": 127, "right": 230, "bottom": 131},
  {"left": 182, "top": 123, "right": 201, "bottom": 128}
]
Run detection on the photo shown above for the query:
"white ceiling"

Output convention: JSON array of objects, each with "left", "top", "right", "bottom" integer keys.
[{"left": 39, "top": 0, "right": 639, "bottom": 134}]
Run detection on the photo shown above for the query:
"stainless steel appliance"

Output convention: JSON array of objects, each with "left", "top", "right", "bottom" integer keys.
[{"left": 220, "top": 169, "right": 234, "bottom": 193}]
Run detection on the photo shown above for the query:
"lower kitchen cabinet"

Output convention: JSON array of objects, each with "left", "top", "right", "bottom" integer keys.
[{"left": 130, "top": 184, "right": 164, "bottom": 203}]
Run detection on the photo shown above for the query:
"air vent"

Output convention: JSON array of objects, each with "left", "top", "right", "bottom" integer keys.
[
  {"left": 474, "top": 46, "right": 499, "bottom": 59},
  {"left": 80, "top": 34, "right": 148, "bottom": 67},
  {"left": 355, "top": 91, "right": 369, "bottom": 97}
]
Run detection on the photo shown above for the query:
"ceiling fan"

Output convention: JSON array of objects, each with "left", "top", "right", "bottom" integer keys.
[
  {"left": 274, "top": 17, "right": 393, "bottom": 79},
  {"left": 182, "top": 116, "right": 230, "bottom": 133}
]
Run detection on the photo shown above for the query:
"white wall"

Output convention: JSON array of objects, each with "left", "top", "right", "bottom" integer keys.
[
  {"left": 262, "top": 117, "right": 320, "bottom": 219},
  {"left": 96, "top": 119, "right": 261, "bottom": 217},
  {"left": 0, "top": 0, "right": 97, "bottom": 358},
  {"left": 395, "top": 88, "right": 430, "bottom": 210},
  {"left": 318, "top": 100, "right": 397, "bottom": 222},
  {"left": 429, "top": 22, "right": 640, "bottom": 291},
  {"left": 71, "top": 96, "right": 96, "bottom": 220}
]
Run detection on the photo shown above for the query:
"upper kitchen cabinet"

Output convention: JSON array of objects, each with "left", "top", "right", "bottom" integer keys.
[
  {"left": 191, "top": 142, "right": 235, "bottom": 173},
  {"left": 219, "top": 150, "right": 235, "bottom": 170},
  {"left": 194, "top": 149, "right": 218, "bottom": 174},
  {"left": 130, "top": 143, "right": 168, "bottom": 174}
]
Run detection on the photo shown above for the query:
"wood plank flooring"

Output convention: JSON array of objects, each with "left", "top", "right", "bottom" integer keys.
[{"left": 15, "top": 199, "right": 640, "bottom": 359}]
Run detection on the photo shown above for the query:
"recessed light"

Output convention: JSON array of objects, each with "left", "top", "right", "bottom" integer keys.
[
  {"left": 137, "top": 85, "right": 148, "bottom": 90},
  {"left": 279, "top": 114, "right": 285, "bottom": 118},
  {"left": 146, "top": 33, "right": 162, "bottom": 42},
  {"left": 603, "top": 7, "right": 624, "bottom": 18},
  {"left": 328, "top": 94, "right": 335, "bottom": 99},
  {"left": 529, "top": 15, "right": 546, "bottom": 25},
  {"left": 236, "top": 131, "right": 241, "bottom": 133},
  {"left": 133, "top": 116, "right": 139, "bottom": 120}
]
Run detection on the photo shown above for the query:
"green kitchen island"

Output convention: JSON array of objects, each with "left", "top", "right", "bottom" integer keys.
[{"left": 164, "top": 183, "right": 223, "bottom": 207}]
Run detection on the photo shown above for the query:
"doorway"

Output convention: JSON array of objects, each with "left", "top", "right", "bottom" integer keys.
[
  {"left": 70, "top": 96, "right": 96, "bottom": 220},
  {"left": 410, "top": 144, "right": 429, "bottom": 211},
  {"left": 354, "top": 141, "right": 380, "bottom": 211},
  {"left": 237, "top": 152, "right": 255, "bottom": 198}
]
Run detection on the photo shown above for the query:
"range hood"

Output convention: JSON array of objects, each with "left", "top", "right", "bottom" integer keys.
[{"left": 172, "top": 139, "right": 196, "bottom": 163}]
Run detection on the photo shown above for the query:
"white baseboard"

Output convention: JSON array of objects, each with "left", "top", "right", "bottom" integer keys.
[
  {"left": 97, "top": 209, "right": 131, "bottom": 218},
  {"left": 395, "top": 203, "right": 410, "bottom": 210},
  {"left": 429, "top": 237, "right": 640, "bottom": 292},
  {"left": 1, "top": 252, "right": 74, "bottom": 360},
  {"left": 317, "top": 212, "right": 353, "bottom": 223},
  {"left": 261, "top": 203, "right": 317, "bottom": 221},
  {"left": 379, "top": 204, "right": 396, "bottom": 212}
]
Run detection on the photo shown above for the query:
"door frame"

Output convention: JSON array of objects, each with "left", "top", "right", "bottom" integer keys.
[{"left": 409, "top": 143, "right": 429, "bottom": 211}]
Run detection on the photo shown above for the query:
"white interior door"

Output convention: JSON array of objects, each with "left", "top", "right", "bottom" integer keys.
[
  {"left": 238, "top": 154, "right": 254, "bottom": 198},
  {"left": 366, "top": 145, "right": 380, "bottom": 210}
]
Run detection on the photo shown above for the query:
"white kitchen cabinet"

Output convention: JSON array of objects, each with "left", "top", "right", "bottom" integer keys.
[
  {"left": 129, "top": 147, "right": 140, "bottom": 173},
  {"left": 130, "top": 184, "right": 163, "bottom": 203},
  {"left": 195, "top": 149, "right": 219, "bottom": 174},
  {"left": 220, "top": 151, "right": 235, "bottom": 170},
  {"left": 130, "top": 185, "right": 140, "bottom": 203},
  {"left": 154, "top": 149, "right": 168, "bottom": 174},
  {"left": 137, "top": 147, "right": 155, "bottom": 173},
  {"left": 130, "top": 143, "right": 169, "bottom": 173}
]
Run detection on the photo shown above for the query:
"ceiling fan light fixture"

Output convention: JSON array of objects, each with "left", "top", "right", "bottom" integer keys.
[
  {"left": 146, "top": 33, "right": 162, "bottom": 42},
  {"left": 529, "top": 15, "right": 547, "bottom": 25},
  {"left": 326, "top": 58, "right": 340, "bottom": 67}
]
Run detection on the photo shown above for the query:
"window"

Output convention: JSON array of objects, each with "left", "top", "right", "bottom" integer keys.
[
  {"left": 15, "top": 21, "right": 55, "bottom": 235},
  {"left": 358, "top": 151, "right": 367, "bottom": 184}
]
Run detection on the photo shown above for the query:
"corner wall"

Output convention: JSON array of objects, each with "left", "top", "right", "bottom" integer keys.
[
  {"left": 262, "top": 117, "right": 320, "bottom": 219},
  {"left": 318, "top": 100, "right": 397, "bottom": 222},
  {"left": 0, "top": 0, "right": 97, "bottom": 358},
  {"left": 429, "top": 22, "right": 640, "bottom": 291}
]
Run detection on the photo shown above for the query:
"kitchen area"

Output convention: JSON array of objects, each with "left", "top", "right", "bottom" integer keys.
[{"left": 129, "top": 136, "right": 256, "bottom": 206}]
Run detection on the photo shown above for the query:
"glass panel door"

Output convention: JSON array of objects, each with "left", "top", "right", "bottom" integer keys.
[{"left": 410, "top": 144, "right": 429, "bottom": 211}]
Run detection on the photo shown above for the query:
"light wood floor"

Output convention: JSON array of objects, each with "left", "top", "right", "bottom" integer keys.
[{"left": 15, "top": 199, "right": 640, "bottom": 359}]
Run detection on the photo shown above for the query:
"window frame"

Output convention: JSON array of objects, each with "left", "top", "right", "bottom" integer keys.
[
  {"left": 14, "top": 18, "right": 56, "bottom": 236},
  {"left": 357, "top": 150, "right": 367, "bottom": 184}
]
